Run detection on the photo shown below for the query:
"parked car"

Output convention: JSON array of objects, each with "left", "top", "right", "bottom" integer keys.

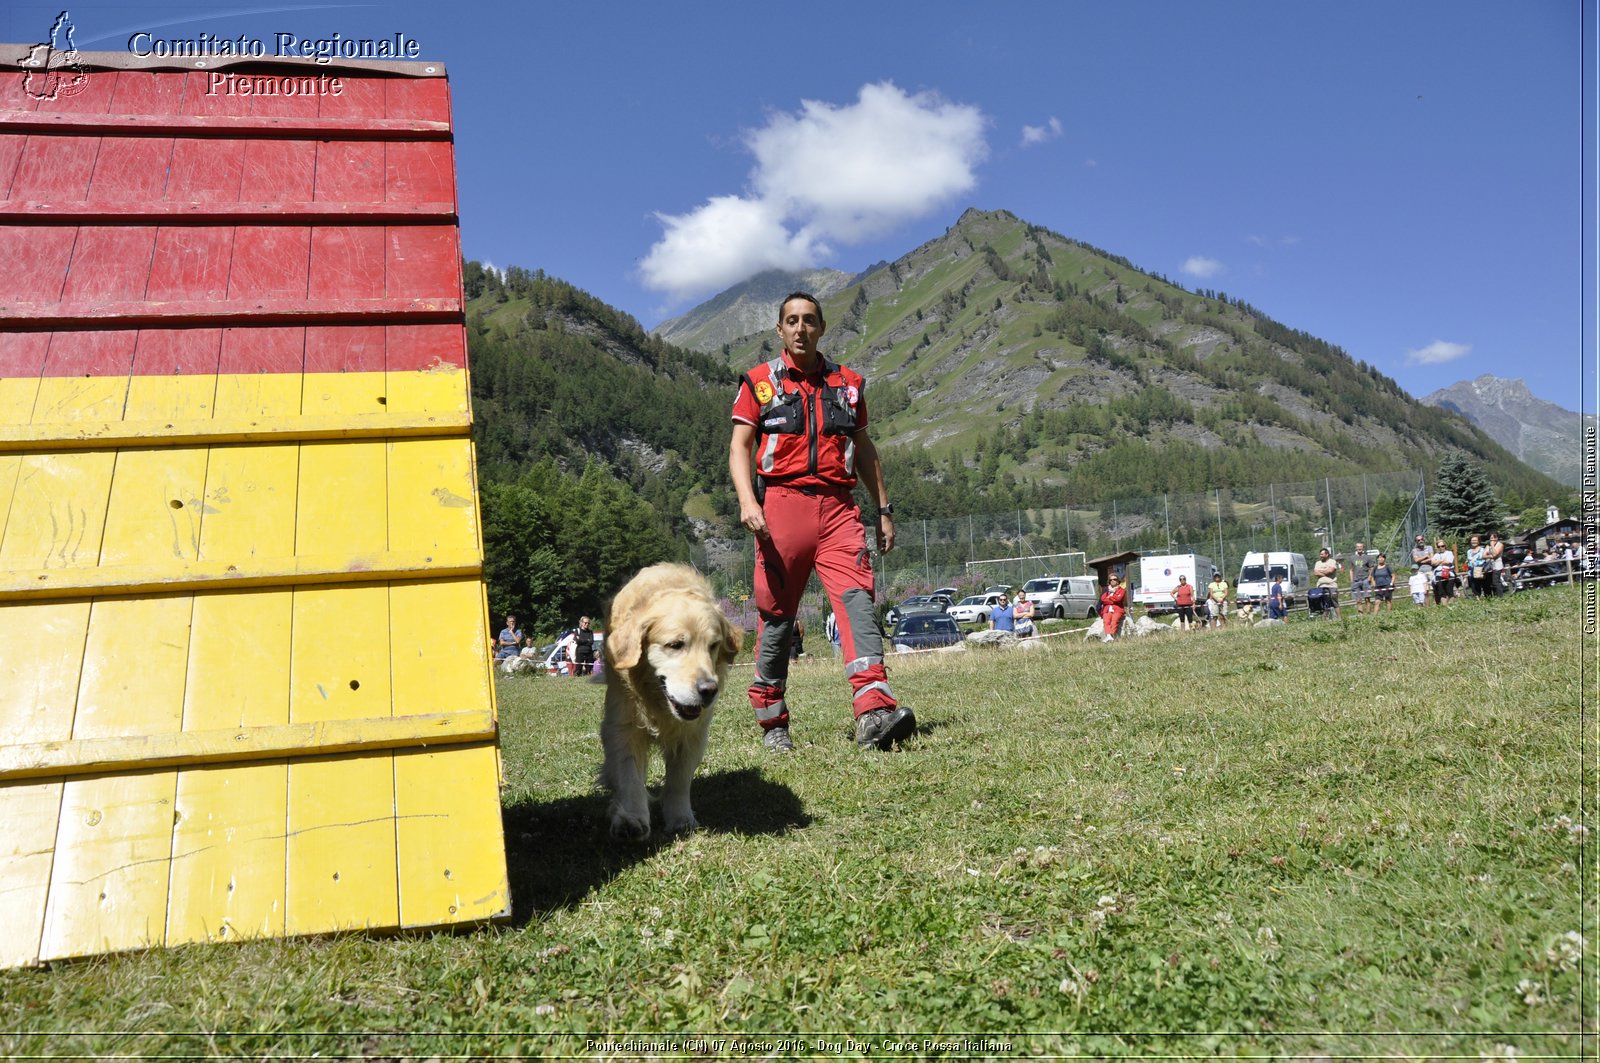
[
  {"left": 947, "top": 592, "right": 1005, "bottom": 624},
  {"left": 543, "top": 632, "right": 605, "bottom": 675},
  {"left": 932, "top": 586, "right": 961, "bottom": 600},
  {"left": 1021, "top": 575, "right": 1099, "bottom": 619},
  {"left": 890, "top": 613, "right": 963, "bottom": 651},
  {"left": 883, "top": 594, "right": 952, "bottom": 625}
]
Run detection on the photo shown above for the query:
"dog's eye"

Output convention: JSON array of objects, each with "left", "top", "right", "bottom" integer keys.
[{"left": 665, "top": 638, "right": 686, "bottom": 651}]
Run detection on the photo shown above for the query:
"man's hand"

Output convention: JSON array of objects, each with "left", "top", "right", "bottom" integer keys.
[
  {"left": 876, "top": 514, "right": 895, "bottom": 555},
  {"left": 740, "top": 498, "right": 771, "bottom": 540}
]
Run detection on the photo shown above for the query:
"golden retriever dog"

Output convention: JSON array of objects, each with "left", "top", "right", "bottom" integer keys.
[{"left": 601, "top": 563, "right": 742, "bottom": 839}]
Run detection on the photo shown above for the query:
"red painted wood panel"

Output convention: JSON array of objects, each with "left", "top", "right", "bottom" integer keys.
[
  {"left": 385, "top": 78, "right": 449, "bottom": 124},
  {"left": 318, "top": 75, "right": 385, "bottom": 120},
  {"left": 306, "top": 325, "right": 385, "bottom": 373},
  {"left": 386, "top": 323, "right": 465, "bottom": 371},
  {"left": 86, "top": 138, "right": 173, "bottom": 203},
  {"left": 228, "top": 227, "right": 311, "bottom": 300},
  {"left": 167, "top": 139, "right": 245, "bottom": 203},
  {"left": 310, "top": 226, "right": 385, "bottom": 300},
  {"left": 0, "top": 134, "right": 27, "bottom": 198},
  {"left": 183, "top": 71, "right": 250, "bottom": 118},
  {"left": 11, "top": 135, "right": 97, "bottom": 199},
  {"left": 38, "top": 67, "right": 114, "bottom": 115},
  {"left": 41, "top": 330, "right": 138, "bottom": 377},
  {"left": 0, "top": 333, "right": 51, "bottom": 376},
  {"left": 385, "top": 142, "right": 453, "bottom": 207},
  {"left": 239, "top": 140, "right": 315, "bottom": 202},
  {"left": 147, "top": 227, "right": 235, "bottom": 303},
  {"left": 0, "top": 225, "right": 74, "bottom": 303},
  {"left": 219, "top": 327, "right": 306, "bottom": 374},
  {"left": 385, "top": 226, "right": 457, "bottom": 300},
  {"left": 315, "top": 142, "right": 384, "bottom": 203},
  {"left": 130, "top": 329, "right": 224, "bottom": 376},
  {"left": 62, "top": 227, "right": 157, "bottom": 303},
  {"left": 246, "top": 78, "right": 321, "bottom": 120},
  {"left": 107, "top": 71, "right": 186, "bottom": 116}
]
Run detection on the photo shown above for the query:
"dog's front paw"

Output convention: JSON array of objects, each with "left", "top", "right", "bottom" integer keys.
[
  {"left": 662, "top": 808, "right": 698, "bottom": 835},
  {"left": 609, "top": 808, "right": 651, "bottom": 841}
]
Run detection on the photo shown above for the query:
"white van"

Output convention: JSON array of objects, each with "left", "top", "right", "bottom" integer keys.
[
  {"left": 1132, "top": 553, "right": 1219, "bottom": 613},
  {"left": 1235, "top": 551, "right": 1308, "bottom": 608},
  {"left": 1021, "top": 575, "right": 1099, "bottom": 619}
]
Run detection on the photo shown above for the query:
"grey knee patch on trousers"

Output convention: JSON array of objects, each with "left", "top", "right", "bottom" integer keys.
[
  {"left": 755, "top": 613, "right": 795, "bottom": 685},
  {"left": 840, "top": 587, "right": 883, "bottom": 657}
]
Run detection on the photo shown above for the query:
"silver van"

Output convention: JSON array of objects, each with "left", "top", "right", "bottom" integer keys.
[{"left": 1021, "top": 575, "right": 1099, "bottom": 619}]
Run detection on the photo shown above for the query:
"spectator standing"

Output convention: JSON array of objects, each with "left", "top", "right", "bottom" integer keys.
[
  {"left": 495, "top": 614, "right": 524, "bottom": 660},
  {"left": 1267, "top": 573, "right": 1287, "bottom": 620},
  {"left": 1098, "top": 572, "right": 1128, "bottom": 642},
  {"left": 1465, "top": 536, "right": 1488, "bottom": 598},
  {"left": 1411, "top": 535, "right": 1434, "bottom": 606},
  {"left": 1485, "top": 532, "right": 1507, "bottom": 595},
  {"left": 1170, "top": 573, "right": 1198, "bottom": 631},
  {"left": 1431, "top": 539, "right": 1458, "bottom": 605},
  {"left": 825, "top": 609, "right": 840, "bottom": 654},
  {"left": 1012, "top": 591, "right": 1036, "bottom": 638},
  {"left": 1313, "top": 548, "right": 1341, "bottom": 619},
  {"left": 1206, "top": 572, "right": 1229, "bottom": 629},
  {"left": 790, "top": 618, "right": 806, "bottom": 660},
  {"left": 571, "top": 615, "right": 597, "bottom": 675},
  {"left": 1348, "top": 542, "right": 1374, "bottom": 615},
  {"left": 1407, "top": 566, "right": 1429, "bottom": 607},
  {"left": 989, "top": 593, "right": 1016, "bottom": 634},
  {"left": 1371, "top": 553, "right": 1395, "bottom": 613}
]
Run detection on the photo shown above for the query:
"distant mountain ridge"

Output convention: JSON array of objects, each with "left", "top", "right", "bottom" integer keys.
[
  {"left": 687, "top": 208, "right": 1557, "bottom": 508},
  {"left": 653, "top": 268, "right": 853, "bottom": 353},
  {"left": 1422, "top": 375, "right": 1589, "bottom": 487}
]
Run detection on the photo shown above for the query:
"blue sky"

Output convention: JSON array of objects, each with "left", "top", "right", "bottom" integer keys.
[{"left": 6, "top": 1, "right": 1592, "bottom": 412}]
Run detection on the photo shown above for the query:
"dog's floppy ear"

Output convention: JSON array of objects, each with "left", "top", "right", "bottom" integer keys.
[
  {"left": 607, "top": 604, "right": 650, "bottom": 670},
  {"left": 719, "top": 614, "right": 743, "bottom": 664}
]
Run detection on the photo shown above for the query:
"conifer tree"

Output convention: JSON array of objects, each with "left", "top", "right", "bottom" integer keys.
[{"left": 1430, "top": 453, "right": 1500, "bottom": 538}]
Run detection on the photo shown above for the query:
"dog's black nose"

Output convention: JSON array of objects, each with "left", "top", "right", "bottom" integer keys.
[{"left": 696, "top": 678, "right": 720, "bottom": 703}]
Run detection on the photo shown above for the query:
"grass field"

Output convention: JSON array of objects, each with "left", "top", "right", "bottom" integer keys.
[{"left": 2, "top": 587, "right": 1592, "bottom": 1059}]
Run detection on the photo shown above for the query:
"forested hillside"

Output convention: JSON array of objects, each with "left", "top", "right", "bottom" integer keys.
[{"left": 464, "top": 264, "right": 738, "bottom": 630}]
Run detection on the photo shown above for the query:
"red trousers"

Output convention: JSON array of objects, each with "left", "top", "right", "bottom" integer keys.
[{"left": 748, "top": 485, "right": 895, "bottom": 726}]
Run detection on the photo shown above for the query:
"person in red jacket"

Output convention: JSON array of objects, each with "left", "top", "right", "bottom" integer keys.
[
  {"left": 1098, "top": 572, "right": 1127, "bottom": 643},
  {"left": 729, "top": 292, "right": 914, "bottom": 753}
]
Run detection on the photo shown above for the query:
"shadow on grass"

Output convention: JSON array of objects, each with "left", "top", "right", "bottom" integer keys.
[{"left": 500, "top": 767, "right": 809, "bottom": 922}]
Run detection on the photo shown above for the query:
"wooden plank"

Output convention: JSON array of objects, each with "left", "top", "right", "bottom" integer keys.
[
  {"left": 309, "top": 229, "right": 386, "bottom": 301},
  {"left": 165, "top": 137, "right": 245, "bottom": 203},
  {"left": 0, "top": 781, "right": 63, "bottom": 968},
  {"left": 166, "top": 761, "right": 287, "bottom": 946},
  {"left": 0, "top": 409, "right": 471, "bottom": 451},
  {"left": 9, "top": 134, "right": 96, "bottom": 200},
  {"left": 226, "top": 225, "right": 310, "bottom": 299},
  {"left": 0, "top": 224, "right": 75, "bottom": 303},
  {"left": 0, "top": 548, "right": 480, "bottom": 601},
  {"left": 146, "top": 228, "right": 235, "bottom": 303},
  {"left": 85, "top": 136, "right": 173, "bottom": 203},
  {"left": 240, "top": 141, "right": 317, "bottom": 203},
  {"left": 0, "top": 112, "right": 453, "bottom": 139},
  {"left": 314, "top": 141, "right": 384, "bottom": 203},
  {"left": 286, "top": 432, "right": 398, "bottom": 935},
  {"left": 40, "top": 773, "right": 178, "bottom": 961},
  {"left": 0, "top": 710, "right": 496, "bottom": 781},
  {"left": 0, "top": 297, "right": 463, "bottom": 327},
  {"left": 0, "top": 201, "right": 455, "bottom": 221}
]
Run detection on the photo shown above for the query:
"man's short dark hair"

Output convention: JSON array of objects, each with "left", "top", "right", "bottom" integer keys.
[{"left": 777, "top": 291, "right": 825, "bottom": 327}]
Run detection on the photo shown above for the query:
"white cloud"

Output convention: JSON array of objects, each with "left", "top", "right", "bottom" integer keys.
[
  {"left": 1181, "top": 255, "right": 1224, "bottom": 280},
  {"left": 1021, "top": 116, "right": 1062, "bottom": 146},
  {"left": 641, "top": 81, "right": 987, "bottom": 300},
  {"left": 1406, "top": 339, "right": 1471, "bottom": 365}
]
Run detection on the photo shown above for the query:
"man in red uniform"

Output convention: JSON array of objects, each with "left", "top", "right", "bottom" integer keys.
[{"left": 730, "top": 292, "right": 915, "bottom": 752}]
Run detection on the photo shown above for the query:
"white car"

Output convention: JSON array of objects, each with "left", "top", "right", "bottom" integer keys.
[{"left": 946, "top": 592, "right": 1006, "bottom": 624}]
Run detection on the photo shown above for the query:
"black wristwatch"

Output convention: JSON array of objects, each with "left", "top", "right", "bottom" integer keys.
[{"left": 878, "top": 503, "right": 894, "bottom": 516}]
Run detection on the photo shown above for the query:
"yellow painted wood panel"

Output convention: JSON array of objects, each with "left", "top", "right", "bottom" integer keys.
[
  {"left": 388, "top": 438, "right": 479, "bottom": 556},
  {"left": 96, "top": 447, "right": 209, "bottom": 567},
  {"left": 0, "top": 377, "right": 42, "bottom": 425},
  {"left": 284, "top": 752, "right": 399, "bottom": 935},
  {"left": 213, "top": 374, "right": 302, "bottom": 421},
  {"left": 0, "top": 602, "right": 90, "bottom": 746},
  {"left": 124, "top": 376, "right": 219, "bottom": 423},
  {"left": 167, "top": 761, "right": 287, "bottom": 946},
  {"left": 394, "top": 744, "right": 508, "bottom": 927},
  {"left": 302, "top": 371, "right": 387, "bottom": 417},
  {"left": 386, "top": 364, "right": 469, "bottom": 416},
  {"left": 0, "top": 452, "right": 116, "bottom": 568},
  {"left": 31, "top": 377, "right": 131, "bottom": 425},
  {"left": 0, "top": 781, "right": 62, "bottom": 969},
  {"left": 40, "top": 772, "right": 177, "bottom": 961}
]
